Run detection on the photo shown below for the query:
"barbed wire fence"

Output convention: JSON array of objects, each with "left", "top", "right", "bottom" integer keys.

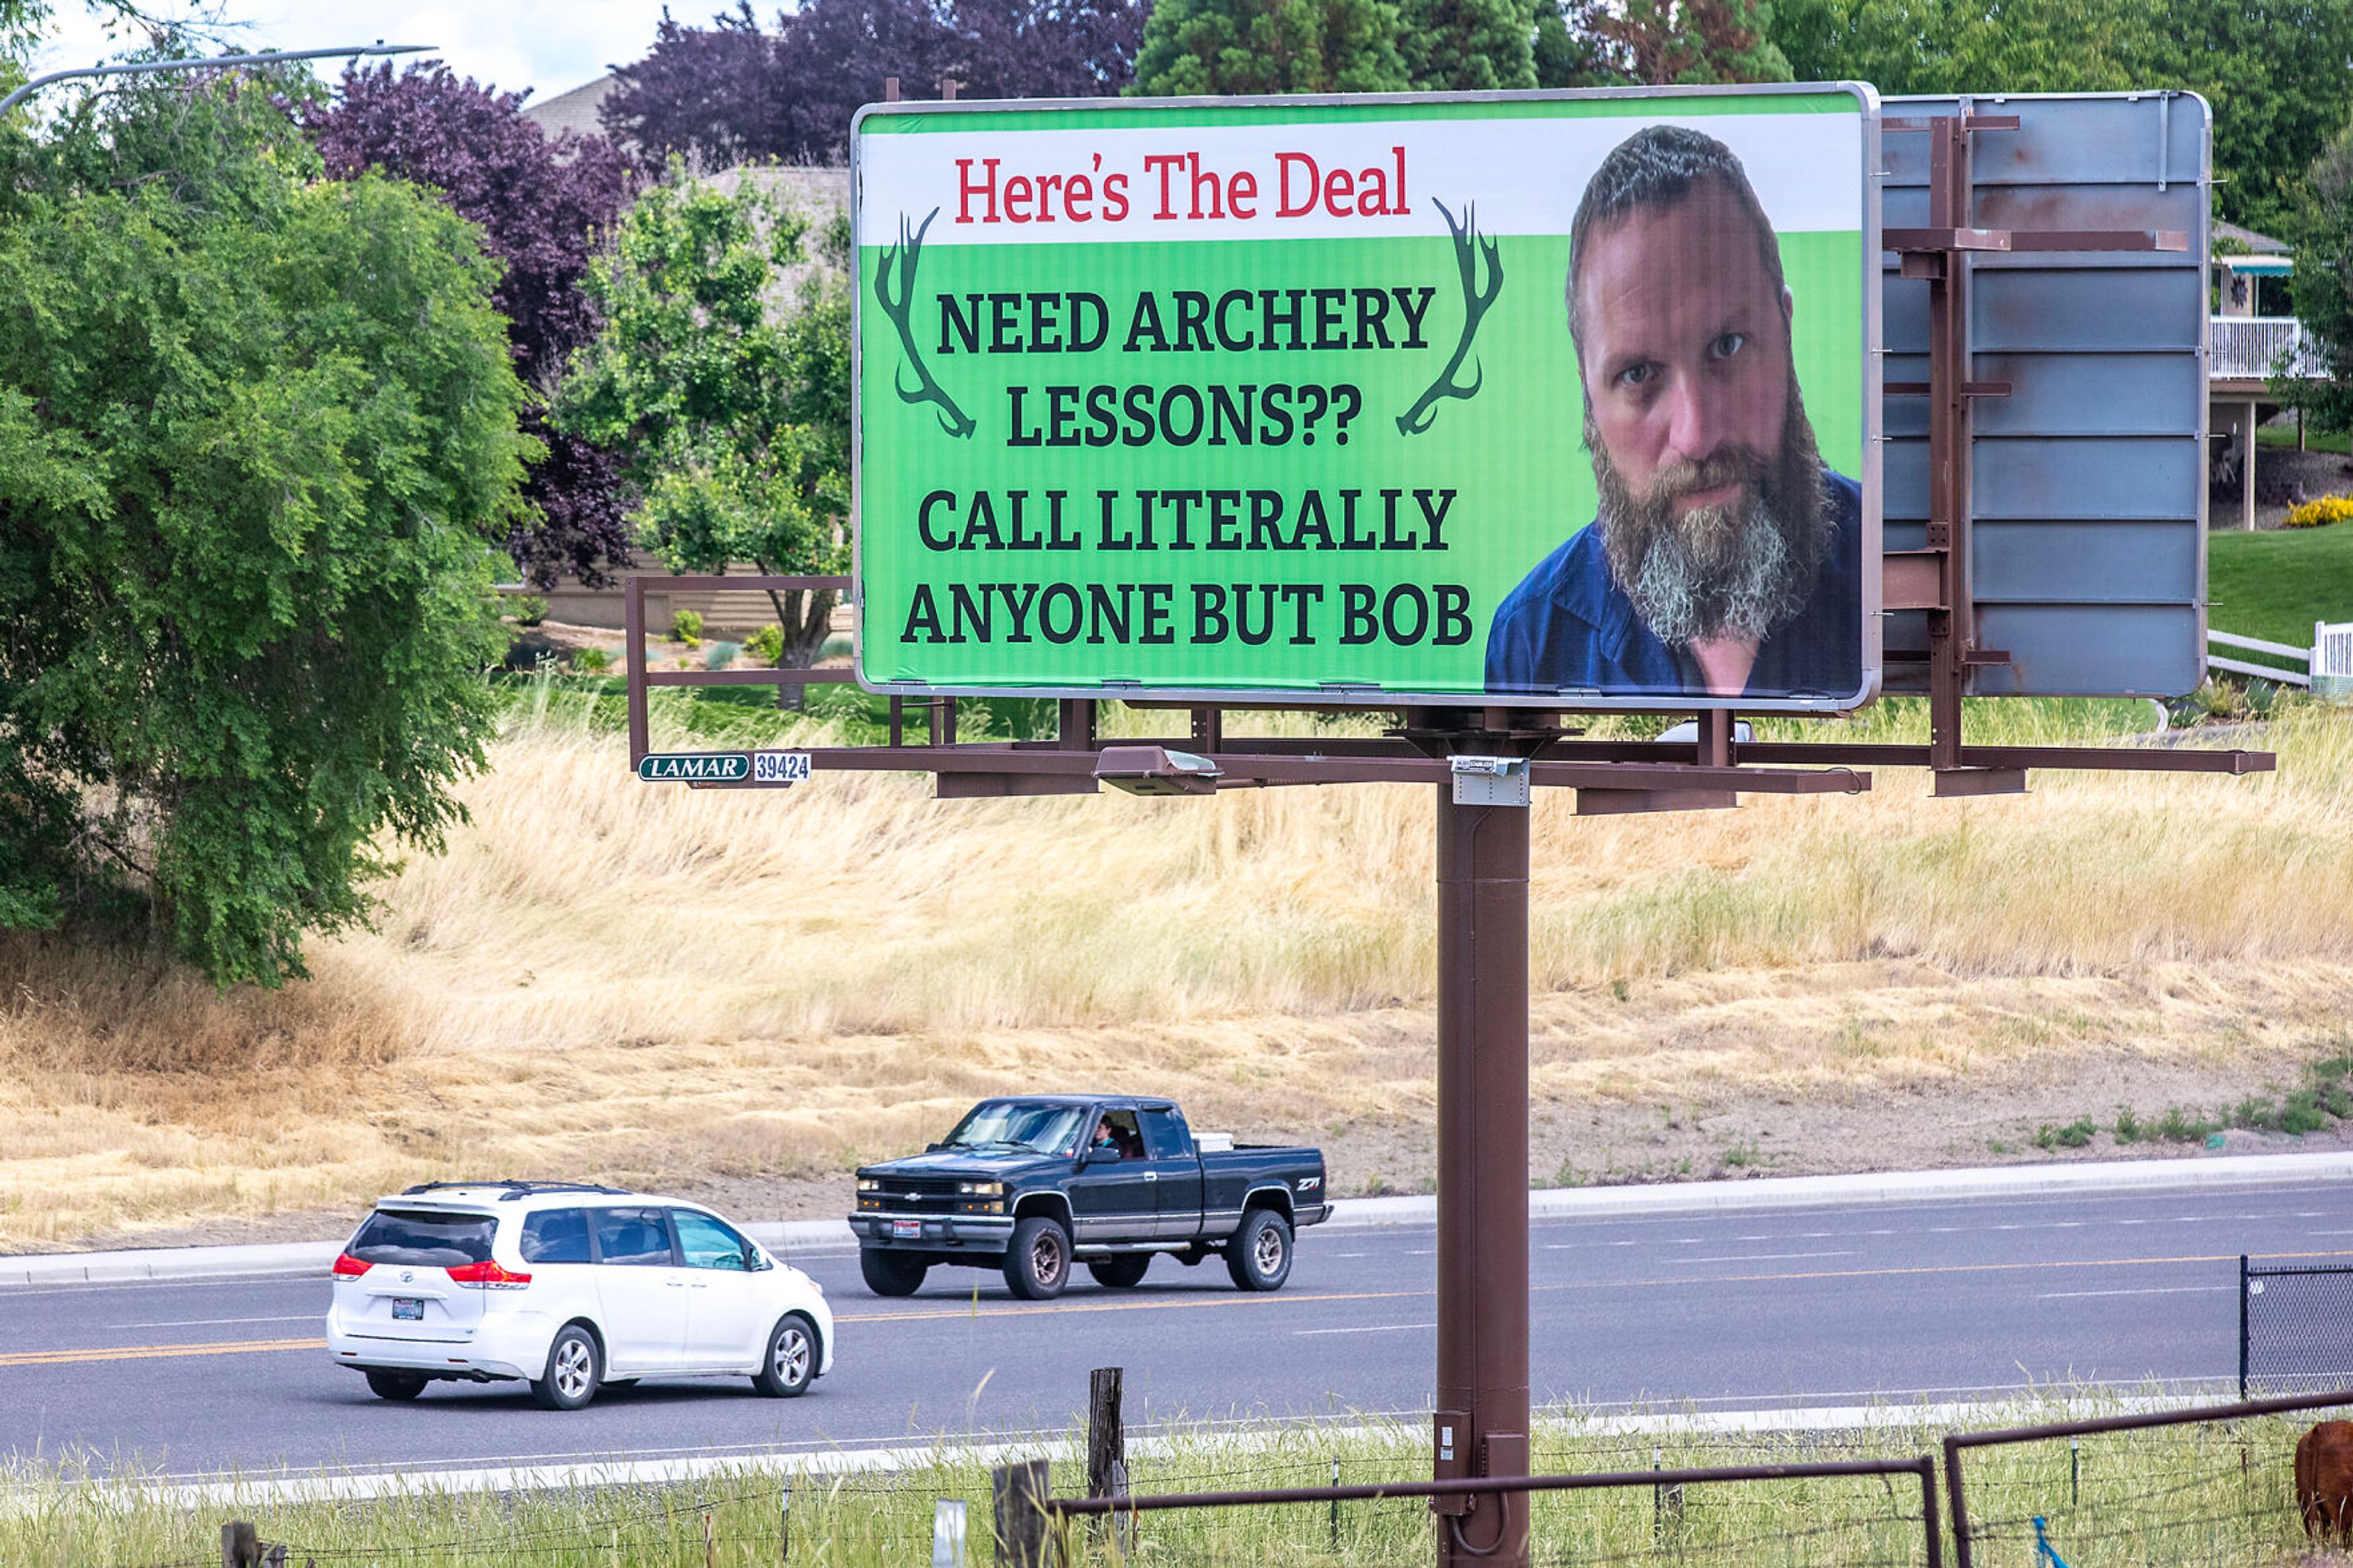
[{"left": 99, "top": 1383, "right": 2353, "bottom": 1568}]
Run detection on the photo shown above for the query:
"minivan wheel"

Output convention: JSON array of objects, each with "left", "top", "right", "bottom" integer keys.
[
  {"left": 531, "top": 1323, "right": 602, "bottom": 1411},
  {"left": 1003, "top": 1216, "right": 1071, "bottom": 1300},
  {"left": 752, "top": 1312, "right": 819, "bottom": 1398},
  {"left": 1225, "top": 1209, "right": 1293, "bottom": 1291},
  {"left": 860, "top": 1246, "right": 930, "bottom": 1297},
  {"left": 1087, "top": 1255, "right": 1151, "bottom": 1289},
  {"left": 364, "top": 1370, "right": 428, "bottom": 1401}
]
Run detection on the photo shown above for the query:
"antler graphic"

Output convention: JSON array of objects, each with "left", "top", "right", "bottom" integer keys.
[
  {"left": 873, "top": 208, "right": 976, "bottom": 439},
  {"left": 1396, "top": 199, "right": 1504, "bottom": 437}
]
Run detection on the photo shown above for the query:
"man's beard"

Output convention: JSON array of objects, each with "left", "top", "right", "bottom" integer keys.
[{"left": 1588, "top": 377, "right": 1832, "bottom": 648}]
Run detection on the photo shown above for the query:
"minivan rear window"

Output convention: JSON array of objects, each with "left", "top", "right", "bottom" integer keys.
[{"left": 349, "top": 1209, "right": 495, "bottom": 1267}]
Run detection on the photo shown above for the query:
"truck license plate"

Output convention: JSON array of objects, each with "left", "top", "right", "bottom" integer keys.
[
  {"left": 892, "top": 1219, "right": 922, "bottom": 1240},
  {"left": 392, "top": 1298, "right": 424, "bottom": 1321}
]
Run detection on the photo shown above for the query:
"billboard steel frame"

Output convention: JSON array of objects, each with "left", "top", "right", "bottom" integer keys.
[{"left": 621, "top": 88, "right": 2272, "bottom": 1568}]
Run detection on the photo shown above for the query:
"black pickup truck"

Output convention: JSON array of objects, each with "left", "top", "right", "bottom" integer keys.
[{"left": 849, "top": 1096, "right": 1328, "bottom": 1299}]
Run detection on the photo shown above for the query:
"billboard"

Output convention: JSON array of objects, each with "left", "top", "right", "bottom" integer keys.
[{"left": 853, "top": 87, "right": 1882, "bottom": 710}]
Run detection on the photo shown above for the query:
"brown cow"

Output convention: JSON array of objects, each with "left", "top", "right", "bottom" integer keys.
[{"left": 2297, "top": 1421, "right": 2353, "bottom": 1542}]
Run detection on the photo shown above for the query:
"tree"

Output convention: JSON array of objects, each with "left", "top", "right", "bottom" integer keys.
[
  {"left": 1769, "top": 0, "right": 2353, "bottom": 233},
  {"left": 601, "top": 0, "right": 1145, "bottom": 170},
  {"left": 1130, "top": 0, "right": 1411, "bottom": 94},
  {"left": 2281, "top": 113, "right": 2353, "bottom": 433},
  {"left": 1533, "top": 0, "right": 1615, "bottom": 86},
  {"left": 1587, "top": 0, "right": 1791, "bottom": 84},
  {"left": 305, "top": 63, "right": 640, "bottom": 589},
  {"left": 1397, "top": 0, "right": 1539, "bottom": 90},
  {"left": 0, "top": 74, "right": 531, "bottom": 985},
  {"left": 556, "top": 172, "right": 849, "bottom": 688}
]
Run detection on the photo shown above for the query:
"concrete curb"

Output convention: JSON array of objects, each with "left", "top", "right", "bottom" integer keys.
[{"left": 9, "top": 1149, "right": 2351, "bottom": 1287}]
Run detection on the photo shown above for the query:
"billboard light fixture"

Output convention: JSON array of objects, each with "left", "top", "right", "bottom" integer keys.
[{"left": 1094, "top": 746, "right": 1222, "bottom": 797}]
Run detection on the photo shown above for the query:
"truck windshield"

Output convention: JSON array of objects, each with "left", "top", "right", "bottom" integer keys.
[{"left": 943, "top": 1101, "right": 1093, "bottom": 1156}]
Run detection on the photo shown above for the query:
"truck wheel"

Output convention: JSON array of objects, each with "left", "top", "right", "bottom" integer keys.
[
  {"left": 1087, "top": 1255, "right": 1151, "bottom": 1289},
  {"left": 1226, "top": 1209, "right": 1293, "bottom": 1292},
  {"left": 860, "top": 1246, "right": 930, "bottom": 1297},
  {"left": 1004, "top": 1216, "right": 1072, "bottom": 1300}
]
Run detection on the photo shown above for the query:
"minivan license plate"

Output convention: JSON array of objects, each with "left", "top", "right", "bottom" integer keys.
[
  {"left": 392, "top": 1298, "right": 425, "bottom": 1321},
  {"left": 892, "top": 1219, "right": 922, "bottom": 1240}
]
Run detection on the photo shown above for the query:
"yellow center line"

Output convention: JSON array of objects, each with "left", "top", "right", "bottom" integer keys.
[
  {"left": 0, "top": 1336, "right": 326, "bottom": 1368},
  {"left": 10, "top": 1248, "right": 2349, "bottom": 1368}
]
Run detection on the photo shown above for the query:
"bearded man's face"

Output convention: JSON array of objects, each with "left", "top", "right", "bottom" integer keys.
[{"left": 1571, "top": 181, "right": 1832, "bottom": 645}]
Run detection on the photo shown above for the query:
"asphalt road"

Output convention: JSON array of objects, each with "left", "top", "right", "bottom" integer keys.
[{"left": 4, "top": 1178, "right": 2349, "bottom": 1483}]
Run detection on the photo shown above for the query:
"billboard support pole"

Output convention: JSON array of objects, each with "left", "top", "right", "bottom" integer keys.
[{"left": 1433, "top": 730, "right": 1533, "bottom": 1568}]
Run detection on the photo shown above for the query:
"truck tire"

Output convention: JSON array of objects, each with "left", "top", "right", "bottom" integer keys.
[
  {"left": 860, "top": 1246, "right": 930, "bottom": 1297},
  {"left": 1004, "top": 1215, "right": 1072, "bottom": 1300},
  {"left": 1226, "top": 1209, "right": 1293, "bottom": 1292},
  {"left": 1087, "top": 1255, "right": 1151, "bottom": 1289}
]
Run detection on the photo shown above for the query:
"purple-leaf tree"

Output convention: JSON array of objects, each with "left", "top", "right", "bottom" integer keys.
[
  {"left": 602, "top": 0, "right": 1144, "bottom": 167},
  {"left": 306, "top": 62, "right": 640, "bottom": 588}
]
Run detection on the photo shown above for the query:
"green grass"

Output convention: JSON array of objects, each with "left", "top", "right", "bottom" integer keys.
[
  {"left": 2208, "top": 520, "right": 2353, "bottom": 650},
  {"left": 2257, "top": 420, "right": 2351, "bottom": 456},
  {"left": 0, "top": 1398, "right": 2329, "bottom": 1568}
]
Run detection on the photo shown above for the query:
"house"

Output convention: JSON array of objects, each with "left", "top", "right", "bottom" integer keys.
[{"left": 2208, "top": 221, "right": 2326, "bottom": 530}]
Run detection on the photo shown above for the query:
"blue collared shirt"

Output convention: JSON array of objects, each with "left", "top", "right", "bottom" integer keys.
[{"left": 1483, "top": 469, "right": 1864, "bottom": 700}]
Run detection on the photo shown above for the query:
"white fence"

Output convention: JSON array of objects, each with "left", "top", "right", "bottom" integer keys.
[
  {"left": 2208, "top": 316, "right": 2328, "bottom": 381},
  {"left": 2207, "top": 622, "right": 2353, "bottom": 689}
]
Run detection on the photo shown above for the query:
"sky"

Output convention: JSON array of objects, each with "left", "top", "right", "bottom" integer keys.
[{"left": 29, "top": 0, "right": 723, "bottom": 103}]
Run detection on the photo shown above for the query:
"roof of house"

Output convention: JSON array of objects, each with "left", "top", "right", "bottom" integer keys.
[{"left": 520, "top": 75, "right": 618, "bottom": 144}]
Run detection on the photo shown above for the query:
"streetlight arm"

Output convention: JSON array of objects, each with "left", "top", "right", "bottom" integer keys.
[{"left": 0, "top": 41, "right": 430, "bottom": 118}]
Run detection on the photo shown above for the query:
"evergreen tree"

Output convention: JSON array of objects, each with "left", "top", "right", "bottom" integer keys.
[
  {"left": 1397, "top": 0, "right": 1538, "bottom": 91},
  {"left": 1590, "top": 0, "right": 1792, "bottom": 85},
  {"left": 1130, "top": 0, "right": 1411, "bottom": 95}
]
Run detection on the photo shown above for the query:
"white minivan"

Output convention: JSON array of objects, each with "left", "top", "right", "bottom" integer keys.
[{"left": 326, "top": 1181, "right": 833, "bottom": 1409}]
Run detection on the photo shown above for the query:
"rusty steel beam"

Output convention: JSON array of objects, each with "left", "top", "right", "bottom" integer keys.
[
  {"left": 1433, "top": 787, "right": 1531, "bottom": 1568},
  {"left": 624, "top": 576, "right": 650, "bottom": 767},
  {"left": 642, "top": 668, "right": 860, "bottom": 687},
  {"left": 634, "top": 574, "right": 852, "bottom": 593}
]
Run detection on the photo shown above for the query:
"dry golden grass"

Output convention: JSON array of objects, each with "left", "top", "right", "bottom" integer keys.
[{"left": 6, "top": 698, "right": 2352, "bottom": 1248}]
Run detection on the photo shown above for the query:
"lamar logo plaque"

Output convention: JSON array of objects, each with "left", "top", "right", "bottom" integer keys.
[{"left": 636, "top": 751, "right": 751, "bottom": 783}]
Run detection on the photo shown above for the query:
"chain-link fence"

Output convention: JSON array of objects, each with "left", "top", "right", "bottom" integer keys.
[{"left": 2241, "top": 1254, "right": 2353, "bottom": 1396}]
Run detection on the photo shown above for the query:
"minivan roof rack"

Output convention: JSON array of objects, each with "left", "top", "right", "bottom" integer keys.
[{"left": 398, "top": 1180, "right": 633, "bottom": 1202}]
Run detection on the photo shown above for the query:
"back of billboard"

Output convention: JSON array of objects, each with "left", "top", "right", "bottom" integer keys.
[
  {"left": 853, "top": 87, "right": 1882, "bottom": 711},
  {"left": 1882, "top": 91, "right": 2210, "bottom": 698}
]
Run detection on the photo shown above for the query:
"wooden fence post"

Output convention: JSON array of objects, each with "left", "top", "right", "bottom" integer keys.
[
  {"left": 221, "top": 1521, "right": 258, "bottom": 1568},
  {"left": 992, "top": 1459, "right": 1053, "bottom": 1568},
  {"left": 1088, "top": 1367, "right": 1129, "bottom": 1554}
]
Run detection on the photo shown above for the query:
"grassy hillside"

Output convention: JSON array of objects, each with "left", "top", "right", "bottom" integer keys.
[
  {"left": 4, "top": 686, "right": 2348, "bottom": 1249},
  {"left": 2208, "top": 520, "right": 2353, "bottom": 650}
]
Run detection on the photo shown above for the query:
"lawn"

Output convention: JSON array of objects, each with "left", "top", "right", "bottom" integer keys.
[
  {"left": 2208, "top": 520, "right": 2353, "bottom": 649},
  {"left": 2256, "top": 420, "right": 2351, "bottom": 456}
]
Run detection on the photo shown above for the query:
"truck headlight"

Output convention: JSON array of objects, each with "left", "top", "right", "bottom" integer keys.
[
  {"left": 857, "top": 1178, "right": 881, "bottom": 1192},
  {"left": 958, "top": 1181, "right": 1004, "bottom": 1196}
]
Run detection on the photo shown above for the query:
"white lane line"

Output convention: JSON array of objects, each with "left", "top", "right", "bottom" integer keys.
[
  {"left": 2036, "top": 1286, "right": 2232, "bottom": 1300},
  {"left": 118, "top": 1315, "right": 320, "bottom": 1328},
  {"left": 1328, "top": 1252, "right": 1369, "bottom": 1258},
  {"left": 1677, "top": 1251, "right": 1860, "bottom": 1264},
  {"left": 2309, "top": 1230, "right": 2353, "bottom": 1237},
  {"left": 1294, "top": 1322, "right": 1435, "bottom": 1336}
]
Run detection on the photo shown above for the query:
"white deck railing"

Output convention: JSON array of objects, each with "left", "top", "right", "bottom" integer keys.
[{"left": 2209, "top": 316, "right": 2327, "bottom": 381}]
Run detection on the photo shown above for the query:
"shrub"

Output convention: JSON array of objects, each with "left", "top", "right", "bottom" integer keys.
[
  {"left": 2113, "top": 1107, "right": 2145, "bottom": 1144},
  {"left": 704, "top": 640, "right": 740, "bottom": 671},
  {"left": 2033, "top": 1116, "right": 2098, "bottom": 1151},
  {"left": 2283, "top": 494, "right": 2353, "bottom": 529},
  {"left": 2154, "top": 1106, "right": 2219, "bottom": 1143},
  {"left": 572, "top": 646, "right": 612, "bottom": 675},
  {"left": 671, "top": 608, "right": 703, "bottom": 645},
  {"left": 510, "top": 594, "right": 547, "bottom": 627},
  {"left": 746, "top": 623, "right": 784, "bottom": 666}
]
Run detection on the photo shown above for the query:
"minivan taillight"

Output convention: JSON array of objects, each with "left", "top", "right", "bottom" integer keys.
[
  {"left": 445, "top": 1259, "right": 532, "bottom": 1290},
  {"left": 332, "top": 1252, "right": 372, "bottom": 1278}
]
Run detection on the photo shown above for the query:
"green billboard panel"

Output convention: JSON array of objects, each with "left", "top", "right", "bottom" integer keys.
[{"left": 853, "top": 87, "right": 1881, "bottom": 710}]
